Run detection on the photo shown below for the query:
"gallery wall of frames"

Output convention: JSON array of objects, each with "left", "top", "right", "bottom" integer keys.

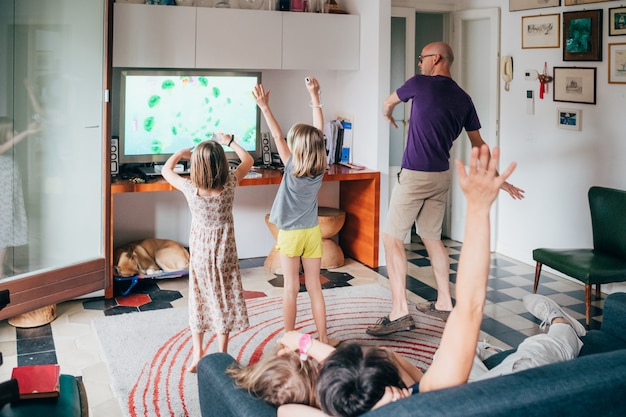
[{"left": 511, "top": 0, "right": 626, "bottom": 129}]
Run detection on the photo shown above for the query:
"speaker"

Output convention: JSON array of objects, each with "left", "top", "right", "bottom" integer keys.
[
  {"left": 261, "top": 132, "right": 271, "bottom": 165},
  {"left": 110, "top": 136, "right": 119, "bottom": 175}
]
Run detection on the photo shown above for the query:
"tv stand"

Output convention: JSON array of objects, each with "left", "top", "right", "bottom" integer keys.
[
  {"left": 109, "top": 165, "right": 380, "bottom": 299},
  {"left": 137, "top": 164, "right": 188, "bottom": 176}
]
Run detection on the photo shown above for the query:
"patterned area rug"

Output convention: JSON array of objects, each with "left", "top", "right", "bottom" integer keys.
[{"left": 93, "top": 284, "right": 445, "bottom": 417}]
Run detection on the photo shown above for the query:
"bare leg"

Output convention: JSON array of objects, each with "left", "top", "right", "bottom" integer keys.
[
  {"left": 280, "top": 254, "right": 302, "bottom": 332},
  {"left": 0, "top": 247, "right": 6, "bottom": 279},
  {"left": 421, "top": 238, "right": 453, "bottom": 311},
  {"left": 301, "top": 257, "right": 338, "bottom": 346},
  {"left": 187, "top": 331, "right": 204, "bottom": 373},
  {"left": 217, "top": 332, "right": 229, "bottom": 353},
  {"left": 382, "top": 233, "right": 410, "bottom": 321}
]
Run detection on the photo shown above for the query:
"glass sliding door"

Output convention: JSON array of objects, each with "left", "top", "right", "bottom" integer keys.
[{"left": 0, "top": 0, "right": 107, "bottom": 316}]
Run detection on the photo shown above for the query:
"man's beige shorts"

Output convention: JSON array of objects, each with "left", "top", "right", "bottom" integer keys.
[{"left": 385, "top": 169, "right": 451, "bottom": 241}]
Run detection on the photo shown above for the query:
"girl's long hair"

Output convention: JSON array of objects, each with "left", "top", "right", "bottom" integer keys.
[
  {"left": 226, "top": 346, "right": 318, "bottom": 407},
  {"left": 287, "top": 123, "right": 327, "bottom": 177},
  {"left": 190, "top": 140, "right": 229, "bottom": 189}
]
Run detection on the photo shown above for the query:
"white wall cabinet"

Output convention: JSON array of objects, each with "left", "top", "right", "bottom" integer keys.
[
  {"left": 113, "top": 3, "right": 359, "bottom": 70},
  {"left": 113, "top": 4, "right": 197, "bottom": 68},
  {"left": 196, "top": 8, "right": 283, "bottom": 69},
  {"left": 282, "top": 13, "right": 360, "bottom": 70}
]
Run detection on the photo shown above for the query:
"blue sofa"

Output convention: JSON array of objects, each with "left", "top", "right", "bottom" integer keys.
[{"left": 197, "top": 292, "right": 626, "bottom": 417}]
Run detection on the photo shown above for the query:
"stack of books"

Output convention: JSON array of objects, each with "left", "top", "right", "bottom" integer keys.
[{"left": 325, "top": 116, "right": 353, "bottom": 165}]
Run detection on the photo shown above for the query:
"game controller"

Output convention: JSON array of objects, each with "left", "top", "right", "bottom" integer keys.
[{"left": 305, "top": 77, "right": 311, "bottom": 84}]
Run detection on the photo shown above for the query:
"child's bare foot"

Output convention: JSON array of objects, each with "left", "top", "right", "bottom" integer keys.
[
  {"left": 187, "top": 351, "right": 205, "bottom": 373},
  {"left": 187, "top": 361, "right": 199, "bottom": 373},
  {"left": 319, "top": 337, "right": 341, "bottom": 347}
]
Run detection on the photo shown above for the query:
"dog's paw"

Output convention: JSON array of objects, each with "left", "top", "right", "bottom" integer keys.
[{"left": 146, "top": 268, "right": 163, "bottom": 275}]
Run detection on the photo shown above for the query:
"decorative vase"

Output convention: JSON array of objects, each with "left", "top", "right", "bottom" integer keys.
[{"left": 239, "top": 0, "right": 263, "bottom": 9}]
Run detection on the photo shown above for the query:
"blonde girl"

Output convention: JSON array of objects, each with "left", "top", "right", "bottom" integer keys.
[
  {"left": 252, "top": 77, "right": 337, "bottom": 346},
  {"left": 227, "top": 345, "right": 319, "bottom": 408},
  {"left": 162, "top": 133, "right": 254, "bottom": 372}
]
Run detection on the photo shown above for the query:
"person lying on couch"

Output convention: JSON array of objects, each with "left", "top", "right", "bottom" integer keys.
[{"left": 276, "top": 146, "right": 586, "bottom": 417}]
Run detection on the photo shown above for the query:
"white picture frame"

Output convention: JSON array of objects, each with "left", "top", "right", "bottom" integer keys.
[{"left": 557, "top": 108, "right": 582, "bottom": 130}]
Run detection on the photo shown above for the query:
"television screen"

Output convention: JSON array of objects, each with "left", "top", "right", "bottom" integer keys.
[{"left": 119, "top": 70, "right": 261, "bottom": 165}]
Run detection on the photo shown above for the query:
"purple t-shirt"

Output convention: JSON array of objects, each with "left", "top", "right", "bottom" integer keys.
[{"left": 396, "top": 75, "right": 481, "bottom": 172}]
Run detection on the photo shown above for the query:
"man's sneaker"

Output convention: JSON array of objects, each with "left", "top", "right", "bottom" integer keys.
[
  {"left": 476, "top": 340, "right": 504, "bottom": 361},
  {"left": 522, "top": 294, "right": 586, "bottom": 337},
  {"left": 416, "top": 302, "right": 451, "bottom": 321},
  {"left": 366, "top": 314, "right": 416, "bottom": 337}
]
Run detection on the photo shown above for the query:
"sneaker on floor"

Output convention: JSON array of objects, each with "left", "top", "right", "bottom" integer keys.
[
  {"left": 476, "top": 340, "right": 504, "bottom": 361},
  {"left": 522, "top": 294, "right": 586, "bottom": 337},
  {"left": 365, "top": 314, "right": 416, "bottom": 337},
  {"left": 416, "top": 302, "right": 451, "bottom": 321}
]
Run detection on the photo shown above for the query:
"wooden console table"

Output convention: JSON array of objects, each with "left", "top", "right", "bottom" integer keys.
[{"left": 110, "top": 165, "right": 380, "bottom": 298}]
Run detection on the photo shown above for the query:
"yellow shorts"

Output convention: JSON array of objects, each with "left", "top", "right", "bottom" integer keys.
[{"left": 276, "top": 225, "right": 323, "bottom": 258}]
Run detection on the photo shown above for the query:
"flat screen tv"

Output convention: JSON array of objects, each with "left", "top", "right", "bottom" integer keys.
[{"left": 119, "top": 69, "right": 261, "bottom": 167}]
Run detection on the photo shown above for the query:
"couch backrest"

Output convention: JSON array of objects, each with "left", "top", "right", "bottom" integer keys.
[
  {"left": 364, "top": 349, "right": 626, "bottom": 417},
  {"left": 589, "top": 186, "right": 626, "bottom": 259}
]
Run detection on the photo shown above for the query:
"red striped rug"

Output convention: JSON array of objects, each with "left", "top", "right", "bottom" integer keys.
[{"left": 94, "top": 284, "right": 444, "bottom": 417}]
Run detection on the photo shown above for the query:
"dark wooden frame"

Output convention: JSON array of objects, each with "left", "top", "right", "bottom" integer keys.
[
  {"left": 563, "top": 9, "right": 603, "bottom": 61},
  {"left": 609, "top": 7, "right": 626, "bottom": 36},
  {"left": 553, "top": 66, "right": 597, "bottom": 104},
  {"left": 510, "top": 0, "right": 560, "bottom": 12}
]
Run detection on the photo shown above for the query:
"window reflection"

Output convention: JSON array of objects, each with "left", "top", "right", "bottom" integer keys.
[{"left": 0, "top": 0, "right": 104, "bottom": 282}]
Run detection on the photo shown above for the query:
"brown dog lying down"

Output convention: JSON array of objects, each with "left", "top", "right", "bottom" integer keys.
[{"left": 113, "top": 238, "right": 190, "bottom": 277}]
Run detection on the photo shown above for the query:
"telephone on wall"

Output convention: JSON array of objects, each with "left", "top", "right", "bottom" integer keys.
[{"left": 501, "top": 55, "right": 513, "bottom": 91}]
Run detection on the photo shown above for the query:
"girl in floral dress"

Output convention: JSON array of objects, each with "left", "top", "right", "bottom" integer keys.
[{"left": 162, "top": 133, "right": 254, "bottom": 373}]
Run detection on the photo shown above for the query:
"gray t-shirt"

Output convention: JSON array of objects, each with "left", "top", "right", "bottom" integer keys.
[{"left": 269, "top": 156, "right": 323, "bottom": 230}]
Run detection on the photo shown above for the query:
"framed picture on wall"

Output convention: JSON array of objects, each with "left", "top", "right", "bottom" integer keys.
[
  {"left": 608, "top": 43, "right": 626, "bottom": 84},
  {"left": 563, "top": 9, "right": 603, "bottom": 61},
  {"left": 609, "top": 7, "right": 626, "bottom": 36},
  {"left": 522, "top": 14, "right": 560, "bottom": 48},
  {"left": 557, "top": 108, "right": 582, "bottom": 131},
  {"left": 510, "top": 0, "right": 560, "bottom": 12},
  {"left": 565, "top": 0, "right": 617, "bottom": 5},
  {"left": 553, "top": 67, "right": 596, "bottom": 104}
]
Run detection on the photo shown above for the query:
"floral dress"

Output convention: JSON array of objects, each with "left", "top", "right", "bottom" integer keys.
[
  {"left": 0, "top": 155, "right": 28, "bottom": 248},
  {"left": 181, "top": 173, "right": 249, "bottom": 334}
]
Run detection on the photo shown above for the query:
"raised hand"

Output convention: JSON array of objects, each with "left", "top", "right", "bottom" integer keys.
[{"left": 455, "top": 145, "right": 517, "bottom": 211}]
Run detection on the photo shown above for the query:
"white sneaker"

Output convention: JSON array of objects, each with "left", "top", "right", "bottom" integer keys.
[
  {"left": 522, "top": 294, "right": 586, "bottom": 337},
  {"left": 476, "top": 340, "right": 504, "bottom": 361}
]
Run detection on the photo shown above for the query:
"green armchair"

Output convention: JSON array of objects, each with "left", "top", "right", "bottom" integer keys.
[{"left": 533, "top": 186, "right": 626, "bottom": 327}]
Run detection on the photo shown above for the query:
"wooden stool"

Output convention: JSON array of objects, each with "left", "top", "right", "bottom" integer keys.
[
  {"left": 8, "top": 304, "right": 57, "bottom": 328},
  {"left": 318, "top": 206, "right": 346, "bottom": 269},
  {"left": 264, "top": 207, "right": 346, "bottom": 274}
]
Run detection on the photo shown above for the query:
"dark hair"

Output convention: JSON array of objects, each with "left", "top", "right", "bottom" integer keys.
[{"left": 316, "top": 343, "right": 406, "bottom": 417}]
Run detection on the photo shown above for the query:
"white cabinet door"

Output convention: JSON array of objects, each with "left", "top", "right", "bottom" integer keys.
[
  {"left": 196, "top": 8, "right": 282, "bottom": 69},
  {"left": 282, "top": 13, "right": 359, "bottom": 70},
  {"left": 113, "top": 4, "right": 197, "bottom": 68}
]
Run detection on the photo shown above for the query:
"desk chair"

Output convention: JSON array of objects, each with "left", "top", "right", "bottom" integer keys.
[{"left": 533, "top": 186, "right": 626, "bottom": 327}]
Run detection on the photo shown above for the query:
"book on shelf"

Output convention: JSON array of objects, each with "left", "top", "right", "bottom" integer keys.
[
  {"left": 337, "top": 115, "right": 353, "bottom": 163},
  {"left": 11, "top": 364, "right": 61, "bottom": 400}
]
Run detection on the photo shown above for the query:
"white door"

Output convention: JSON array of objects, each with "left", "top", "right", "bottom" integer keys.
[
  {"left": 389, "top": 8, "right": 415, "bottom": 243},
  {"left": 450, "top": 8, "right": 500, "bottom": 248},
  {"left": 389, "top": 8, "right": 415, "bottom": 194}
]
